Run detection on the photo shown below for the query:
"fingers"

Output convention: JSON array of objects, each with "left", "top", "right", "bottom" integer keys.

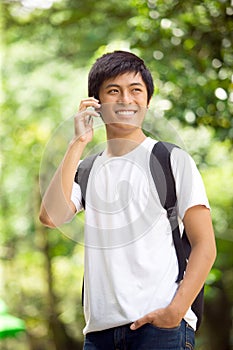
[
  {"left": 130, "top": 307, "right": 182, "bottom": 331},
  {"left": 79, "top": 97, "right": 101, "bottom": 112},
  {"left": 72, "top": 97, "right": 103, "bottom": 143},
  {"left": 73, "top": 98, "right": 102, "bottom": 143},
  {"left": 74, "top": 107, "right": 100, "bottom": 124},
  {"left": 77, "top": 97, "right": 101, "bottom": 126},
  {"left": 130, "top": 314, "right": 151, "bottom": 330}
]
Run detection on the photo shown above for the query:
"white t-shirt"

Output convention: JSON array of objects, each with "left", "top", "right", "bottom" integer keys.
[{"left": 71, "top": 137, "right": 210, "bottom": 334}]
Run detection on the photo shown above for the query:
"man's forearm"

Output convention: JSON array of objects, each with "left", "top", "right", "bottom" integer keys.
[
  {"left": 169, "top": 206, "right": 216, "bottom": 322},
  {"left": 168, "top": 239, "right": 216, "bottom": 322},
  {"left": 39, "top": 138, "right": 86, "bottom": 227}
]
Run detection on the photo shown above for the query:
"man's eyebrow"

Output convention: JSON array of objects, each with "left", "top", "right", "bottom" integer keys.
[{"left": 104, "top": 82, "right": 144, "bottom": 89}]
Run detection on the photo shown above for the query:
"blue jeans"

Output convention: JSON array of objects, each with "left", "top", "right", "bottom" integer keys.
[{"left": 83, "top": 319, "right": 195, "bottom": 350}]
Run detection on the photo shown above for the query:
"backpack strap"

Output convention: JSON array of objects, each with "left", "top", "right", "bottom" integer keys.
[
  {"left": 149, "top": 141, "right": 187, "bottom": 283},
  {"left": 74, "top": 152, "right": 101, "bottom": 209}
]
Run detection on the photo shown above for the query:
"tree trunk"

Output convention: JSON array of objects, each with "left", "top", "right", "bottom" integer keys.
[
  {"left": 35, "top": 179, "right": 83, "bottom": 350},
  {"left": 203, "top": 280, "right": 232, "bottom": 350}
]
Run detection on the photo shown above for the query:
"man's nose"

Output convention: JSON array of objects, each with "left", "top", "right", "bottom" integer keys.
[{"left": 117, "top": 91, "right": 133, "bottom": 104}]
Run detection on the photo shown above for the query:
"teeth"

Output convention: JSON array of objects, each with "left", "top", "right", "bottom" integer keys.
[{"left": 116, "top": 110, "right": 135, "bottom": 115}]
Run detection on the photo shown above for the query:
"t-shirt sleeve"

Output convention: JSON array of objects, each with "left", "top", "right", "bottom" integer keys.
[
  {"left": 171, "top": 147, "right": 210, "bottom": 220},
  {"left": 70, "top": 160, "right": 84, "bottom": 212},
  {"left": 70, "top": 181, "right": 83, "bottom": 212}
]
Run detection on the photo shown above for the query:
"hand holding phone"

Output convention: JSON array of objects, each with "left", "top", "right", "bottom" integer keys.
[{"left": 73, "top": 98, "right": 101, "bottom": 143}]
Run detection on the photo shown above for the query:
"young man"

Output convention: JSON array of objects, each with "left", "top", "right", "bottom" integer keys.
[{"left": 39, "top": 51, "right": 216, "bottom": 350}]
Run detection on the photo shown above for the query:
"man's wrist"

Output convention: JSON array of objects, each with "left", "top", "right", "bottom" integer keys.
[
  {"left": 69, "top": 136, "right": 88, "bottom": 148},
  {"left": 167, "top": 302, "right": 186, "bottom": 325}
]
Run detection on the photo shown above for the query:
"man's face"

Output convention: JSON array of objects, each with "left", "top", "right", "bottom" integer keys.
[{"left": 98, "top": 72, "right": 149, "bottom": 130}]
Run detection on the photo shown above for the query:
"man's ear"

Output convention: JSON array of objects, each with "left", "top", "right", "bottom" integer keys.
[{"left": 147, "top": 97, "right": 152, "bottom": 108}]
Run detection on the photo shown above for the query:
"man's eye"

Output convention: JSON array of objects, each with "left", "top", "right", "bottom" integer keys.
[{"left": 108, "top": 89, "right": 119, "bottom": 94}]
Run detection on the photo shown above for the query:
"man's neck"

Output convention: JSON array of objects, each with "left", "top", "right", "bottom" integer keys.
[{"left": 105, "top": 126, "right": 146, "bottom": 157}]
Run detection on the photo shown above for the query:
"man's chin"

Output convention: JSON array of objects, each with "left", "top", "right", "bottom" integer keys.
[{"left": 106, "top": 121, "right": 141, "bottom": 131}]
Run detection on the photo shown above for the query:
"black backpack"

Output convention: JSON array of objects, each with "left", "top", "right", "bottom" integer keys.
[{"left": 74, "top": 141, "right": 204, "bottom": 330}]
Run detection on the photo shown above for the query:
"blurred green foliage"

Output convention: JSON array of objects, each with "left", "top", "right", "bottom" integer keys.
[{"left": 1, "top": 0, "right": 233, "bottom": 349}]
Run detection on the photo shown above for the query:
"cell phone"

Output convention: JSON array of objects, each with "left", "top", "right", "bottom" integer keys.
[
  {"left": 87, "top": 115, "right": 93, "bottom": 124},
  {"left": 86, "top": 106, "right": 95, "bottom": 124},
  {"left": 86, "top": 106, "right": 102, "bottom": 124}
]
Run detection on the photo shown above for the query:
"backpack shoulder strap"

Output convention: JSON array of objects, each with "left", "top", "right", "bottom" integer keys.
[
  {"left": 150, "top": 141, "right": 178, "bottom": 211},
  {"left": 149, "top": 141, "right": 186, "bottom": 282},
  {"left": 74, "top": 152, "right": 101, "bottom": 209}
]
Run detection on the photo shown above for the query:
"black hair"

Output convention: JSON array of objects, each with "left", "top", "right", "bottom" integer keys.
[{"left": 88, "top": 51, "right": 154, "bottom": 104}]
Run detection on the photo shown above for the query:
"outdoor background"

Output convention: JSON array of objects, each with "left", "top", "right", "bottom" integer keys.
[{"left": 1, "top": 0, "right": 233, "bottom": 349}]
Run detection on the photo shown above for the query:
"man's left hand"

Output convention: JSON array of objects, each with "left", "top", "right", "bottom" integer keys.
[{"left": 130, "top": 305, "right": 182, "bottom": 330}]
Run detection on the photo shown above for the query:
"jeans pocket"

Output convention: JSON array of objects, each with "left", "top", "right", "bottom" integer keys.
[
  {"left": 185, "top": 323, "right": 195, "bottom": 350},
  {"left": 143, "top": 322, "right": 182, "bottom": 349},
  {"left": 147, "top": 322, "right": 181, "bottom": 332}
]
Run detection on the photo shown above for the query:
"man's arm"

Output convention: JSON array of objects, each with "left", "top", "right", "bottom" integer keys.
[
  {"left": 39, "top": 98, "right": 100, "bottom": 228},
  {"left": 130, "top": 205, "right": 216, "bottom": 330},
  {"left": 39, "top": 139, "right": 86, "bottom": 228}
]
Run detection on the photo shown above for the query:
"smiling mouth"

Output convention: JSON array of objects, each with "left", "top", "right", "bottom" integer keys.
[{"left": 115, "top": 110, "right": 137, "bottom": 117}]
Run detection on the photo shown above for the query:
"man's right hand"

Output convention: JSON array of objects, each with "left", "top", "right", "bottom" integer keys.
[{"left": 73, "top": 97, "right": 101, "bottom": 143}]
